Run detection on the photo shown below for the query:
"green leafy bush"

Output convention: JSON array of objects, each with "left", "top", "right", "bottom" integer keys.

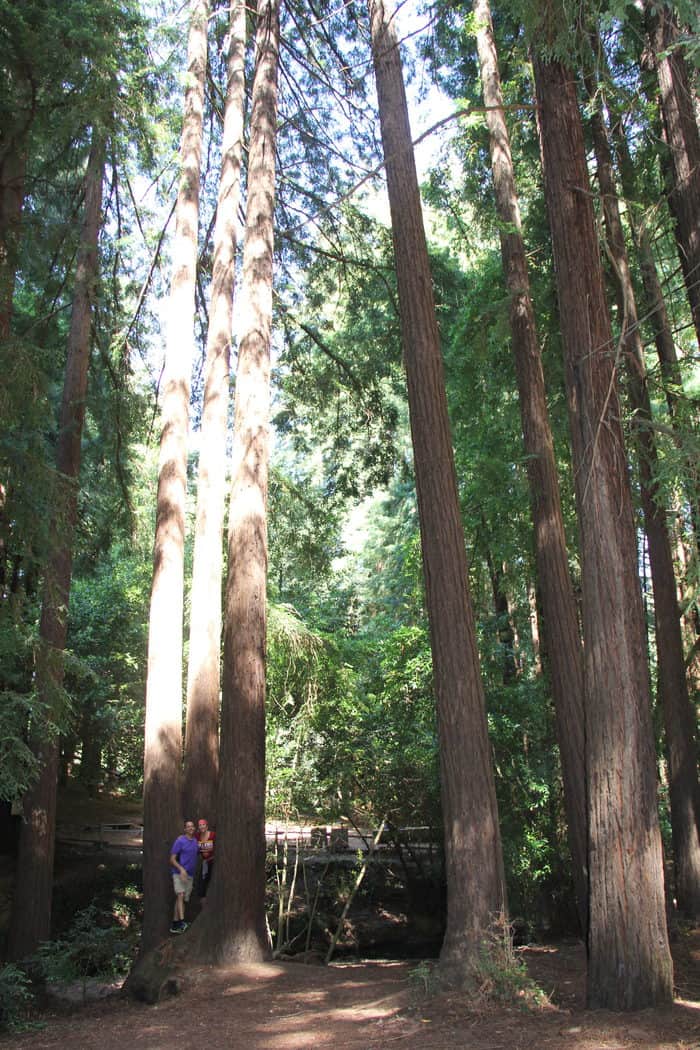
[
  {"left": 35, "top": 904, "right": 135, "bottom": 986},
  {"left": 0, "top": 964, "right": 35, "bottom": 1033}
]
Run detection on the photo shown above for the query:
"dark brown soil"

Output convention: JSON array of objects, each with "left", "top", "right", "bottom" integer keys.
[{"left": 3, "top": 932, "right": 699, "bottom": 1049}]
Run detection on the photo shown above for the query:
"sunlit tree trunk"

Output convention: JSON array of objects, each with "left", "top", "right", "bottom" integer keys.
[
  {"left": 586, "top": 70, "right": 700, "bottom": 920},
  {"left": 196, "top": 0, "right": 280, "bottom": 964},
  {"left": 369, "top": 0, "right": 506, "bottom": 980},
  {"left": 141, "top": 0, "right": 208, "bottom": 953},
  {"left": 7, "top": 132, "right": 104, "bottom": 960},
  {"left": 183, "top": 0, "right": 247, "bottom": 827},
  {"left": 474, "top": 0, "right": 587, "bottom": 934},
  {"left": 645, "top": 4, "right": 700, "bottom": 347},
  {"left": 533, "top": 51, "right": 673, "bottom": 1010}
]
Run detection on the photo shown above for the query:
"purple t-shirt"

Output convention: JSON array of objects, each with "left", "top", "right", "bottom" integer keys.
[{"left": 170, "top": 834, "right": 199, "bottom": 877}]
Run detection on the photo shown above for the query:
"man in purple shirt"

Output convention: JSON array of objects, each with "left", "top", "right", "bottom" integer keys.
[{"left": 169, "top": 819, "right": 198, "bottom": 933}]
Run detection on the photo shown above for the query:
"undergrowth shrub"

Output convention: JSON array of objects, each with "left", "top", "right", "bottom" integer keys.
[
  {"left": 471, "top": 915, "right": 547, "bottom": 1007},
  {"left": 35, "top": 904, "right": 136, "bottom": 987},
  {"left": 0, "top": 963, "right": 35, "bottom": 1033}
]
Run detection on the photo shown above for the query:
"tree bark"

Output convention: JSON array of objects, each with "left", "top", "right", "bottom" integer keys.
[
  {"left": 646, "top": 4, "right": 700, "bottom": 347},
  {"left": 485, "top": 551, "right": 517, "bottom": 684},
  {"left": 0, "top": 146, "right": 26, "bottom": 342},
  {"left": 369, "top": 0, "right": 506, "bottom": 980},
  {"left": 533, "top": 52, "right": 673, "bottom": 1010},
  {"left": 193, "top": 0, "right": 280, "bottom": 965},
  {"left": 141, "top": 0, "right": 208, "bottom": 954},
  {"left": 609, "top": 91, "right": 700, "bottom": 628},
  {"left": 183, "top": 0, "right": 247, "bottom": 827},
  {"left": 586, "top": 69, "right": 700, "bottom": 919},
  {"left": 473, "top": 0, "right": 588, "bottom": 934},
  {"left": 7, "top": 132, "right": 104, "bottom": 960}
]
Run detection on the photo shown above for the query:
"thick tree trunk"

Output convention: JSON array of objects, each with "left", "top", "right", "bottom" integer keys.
[
  {"left": 474, "top": 0, "right": 587, "bottom": 935},
  {"left": 192, "top": 0, "right": 280, "bottom": 965},
  {"left": 533, "top": 53, "right": 673, "bottom": 1010},
  {"left": 183, "top": 0, "right": 247, "bottom": 827},
  {"left": 368, "top": 0, "right": 506, "bottom": 980},
  {"left": 141, "top": 0, "right": 208, "bottom": 954},
  {"left": 646, "top": 4, "right": 700, "bottom": 347},
  {"left": 587, "top": 73, "right": 700, "bottom": 920},
  {"left": 7, "top": 133, "right": 104, "bottom": 960}
]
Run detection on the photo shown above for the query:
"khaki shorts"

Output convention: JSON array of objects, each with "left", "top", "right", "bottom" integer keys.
[{"left": 172, "top": 872, "right": 194, "bottom": 900}]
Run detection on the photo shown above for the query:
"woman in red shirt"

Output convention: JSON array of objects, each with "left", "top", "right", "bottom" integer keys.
[{"left": 196, "top": 818, "right": 215, "bottom": 901}]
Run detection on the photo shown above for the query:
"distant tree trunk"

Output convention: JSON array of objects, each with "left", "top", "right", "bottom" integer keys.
[
  {"left": 646, "top": 4, "right": 700, "bottom": 346},
  {"left": 7, "top": 132, "right": 104, "bottom": 960},
  {"left": 586, "top": 69, "right": 700, "bottom": 919},
  {"left": 183, "top": 0, "right": 247, "bottom": 827},
  {"left": 369, "top": 0, "right": 506, "bottom": 980},
  {"left": 0, "top": 146, "right": 26, "bottom": 341},
  {"left": 192, "top": 0, "right": 280, "bottom": 965},
  {"left": 610, "top": 100, "right": 700, "bottom": 618},
  {"left": 613, "top": 111, "right": 683, "bottom": 416},
  {"left": 78, "top": 701, "right": 102, "bottom": 795},
  {"left": 483, "top": 543, "right": 517, "bottom": 683},
  {"left": 474, "top": 0, "right": 588, "bottom": 933},
  {"left": 533, "top": 52, "right": 673, "bottom": 1010},
  {"left": 141, "top": 0, "right": 208, "bottom": 954}
]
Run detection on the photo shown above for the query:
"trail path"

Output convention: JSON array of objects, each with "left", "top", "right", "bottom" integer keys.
[{"left": 4, "top": 937, "right": 699, "bottom": 1049}]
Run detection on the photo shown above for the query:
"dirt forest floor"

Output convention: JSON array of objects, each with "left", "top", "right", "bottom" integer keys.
[{"left": 3, "top": 931, "right": 699, "bottom": 1050}]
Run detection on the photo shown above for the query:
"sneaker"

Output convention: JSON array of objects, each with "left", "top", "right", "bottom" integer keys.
[{"left": 170, "top": 920, "right": 187, "bottom": 934}]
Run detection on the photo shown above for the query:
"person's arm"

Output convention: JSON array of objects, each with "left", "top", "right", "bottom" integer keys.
[{"left": 169, "top": 851, "right": 187, "bottom": 878}]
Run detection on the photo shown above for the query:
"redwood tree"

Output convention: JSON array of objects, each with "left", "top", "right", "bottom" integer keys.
[
  {"left": 585, "top": 62, "right": 700, "bottom": 920},
  {"left": 194, "top": 0, "right": 280, "bottom": 964},
  {"left": 183, "top": 0, "right": 247, "bottom": 827},
  {"left": 532, "top": 41, "right": 673, "bottom": 1008},
  {"left": 645, "top": 3, "right": 700, "bottom": 347},
  {"left": 369, "top": 0, "right": 506, "bottom": 980},
  {"left": 7, "top": 132, "right": 105, "bottom": 960},
  {"left": 141, "top": 0, "right": 208, "bottom": 953},
  {"left": 473, "top": 0, "right": 587, "bottom": 934}
]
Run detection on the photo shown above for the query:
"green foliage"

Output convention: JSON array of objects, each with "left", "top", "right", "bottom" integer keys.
[
  {"left": 487, "top": 677, "right": 569, "bottom": 928},
  {"left": 276, "top": 208, "right": 404, "bottom": 501},
  {"left": 34, "top": 904, "right": 136, "bottom": 985},
  {"left": 408, "top": 959, "right": 437, "bottom": 998},
  {"left": 470, "top": 916, "right": 547, "bottom": 1006},
  {"left": 0, "top": 964, "right": 36, "bottom": 1033},
  {"left": 65, "top": 543, "right": 150, "bottom": 792}
]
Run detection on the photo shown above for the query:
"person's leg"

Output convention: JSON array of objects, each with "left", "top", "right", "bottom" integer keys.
[{"left": 175, "top": 892, "right": 185, "bottom": 921}]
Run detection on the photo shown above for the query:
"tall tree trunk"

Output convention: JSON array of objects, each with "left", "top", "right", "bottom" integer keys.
[
  {"left": 610, "top": 102, "right": 700, "bottom": 624},
  {"left": 369, "top": 0, "right": 506, "bottom": 980},
  {"left": 194, "top": 0, "right": 280, "bottom": 964},
  {"left": 183, "top": 0, "right": 247, "bottom": 827},
  {"left": 141, "top": 0, "right": 208, "bottom": 954},
  {"left": 483, "top": 542, "right": 518, "bottom": 684},
  {"left": 606, "top": 31, "right": 700, "bottom": 549},
  {"left": 532, "top": 51, "right": 673, "bottom": 1010},
  {"left": 614, "top": 114, "right": 683, "bottom": 417},
  {"left": 646, "top": 4, "right": 700, "bottom": 347},
  {"left": 7, "top": 132, "right": 104, "bottom": 960},
  {"left": 586, "top": 68, "right": 700, "bottom": 920},
  {"left": 0, "top": 146, "right": 26, "bottom": 341},
  {"left": 473, "top": 0, "right": 588, "bottom": 934}
]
